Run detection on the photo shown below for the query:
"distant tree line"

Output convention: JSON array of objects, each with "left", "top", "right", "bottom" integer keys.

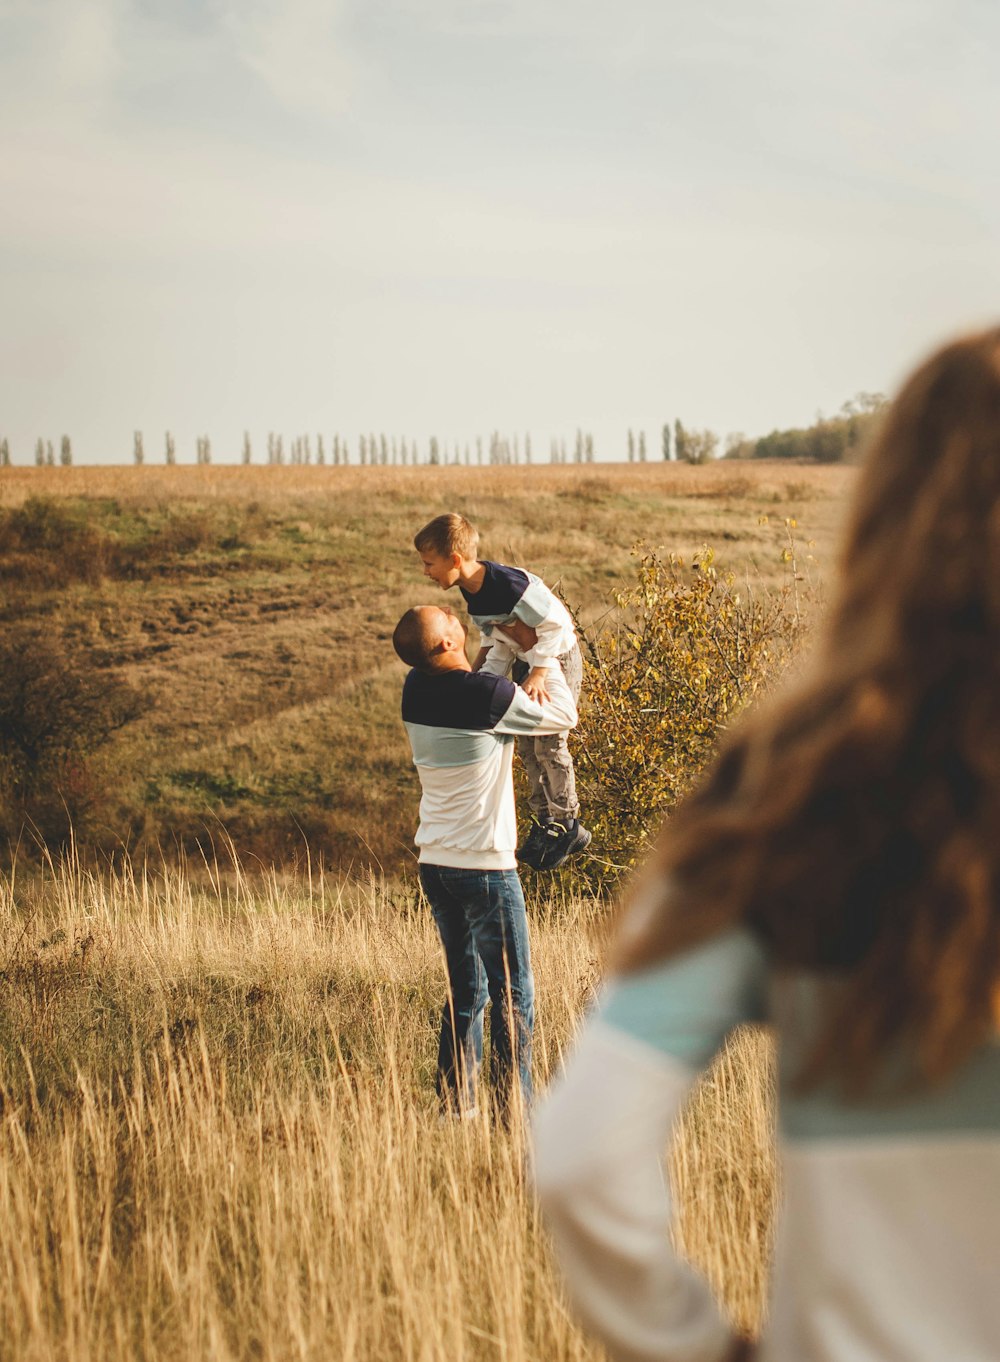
[
  {"left": 627, "top": 423, "right": 717, "bottom": 464},
  {"left": 0, "top": 429, "right": 598, "bottom": 467},
  {"left": 0, "top": 398, "right": 886, "bottom": 468},
  {"left": 724, "top": 393, "right": 888, "bottom": 463}
]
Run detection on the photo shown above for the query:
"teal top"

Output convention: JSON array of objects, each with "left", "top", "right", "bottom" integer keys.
[{"left": 601, "top": 929, "right": 1000, "bottom": 1143}]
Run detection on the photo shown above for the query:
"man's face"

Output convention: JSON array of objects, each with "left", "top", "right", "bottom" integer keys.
[
  {"left": 420, "top": 549, "right": 461, "bottom": 589},
  {"left": 432, "top": 605, "right": 467, "bottom": 652}
]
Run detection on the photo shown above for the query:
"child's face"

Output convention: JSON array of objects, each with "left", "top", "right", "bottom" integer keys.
[{"left": 420, "top": 549, "right": 462, "bottom": 589}]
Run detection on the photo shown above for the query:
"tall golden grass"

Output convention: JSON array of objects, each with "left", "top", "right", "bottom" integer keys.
[{"left": 0, "top": 858, "right": 775, "bottom": 1361}]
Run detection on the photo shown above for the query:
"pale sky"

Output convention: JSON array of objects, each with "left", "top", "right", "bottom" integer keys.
[{"left": 1, "top": 0, "right": 998, "bottom": 465}]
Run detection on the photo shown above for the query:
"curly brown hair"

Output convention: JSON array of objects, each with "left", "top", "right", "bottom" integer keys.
[{"left": 614, "top": 327, "right": 1000, "bottom": 1094}]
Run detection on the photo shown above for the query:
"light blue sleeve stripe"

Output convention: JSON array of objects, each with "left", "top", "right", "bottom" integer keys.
[
  {"left": 490, "top": 687, "right": 546, "bottom": 736},
  {"left": 405, "top": 722, "right": 510, "bottom": 767},
  {"left": 512, "top": 578, "right": 554, "bottom": 629},
  {"left": 600, "top": 929, "right": 769, "bottom": 1068},
  {"left": 779, "top": 1046, "right": 1000, "bottom": 1141},
  {"left": 774, "top": 976, "right": 1000, "bottom": 1142}
]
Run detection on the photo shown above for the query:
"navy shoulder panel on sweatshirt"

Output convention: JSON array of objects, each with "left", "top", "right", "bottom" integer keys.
[
  {"left": 459, "top": 561, "right": 530, "bottom": 617},
  {"left": 401, "top": 668, "right": 517, "bottom": 731}
]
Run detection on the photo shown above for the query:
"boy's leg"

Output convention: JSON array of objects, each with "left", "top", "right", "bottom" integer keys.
[
  {"left": 533, "top": 734, "right": 592, "bottom": 866},
  {"left": 418, "top": 864, "right": 487, "bottom": 1114},
  {"left": 518, "top": 645, "right": 581, "bottom": 829},
  {"left": 540, "top": 644, "right": 583, "bottom": 820},
  {"left": 446, "top": 867, "right": 534, "bottom": 1121},
  {"left": 516, "top": 734, "right": 550, "bottom": 822},
  {"left": 534, "top": 731, "right": 579, "bottom": 823},
  {"left": 531, "top": 642, "right": 590, "bottom": 867},
  {"left": 512, "top": 657, "right": 549, "bottom": 824}
]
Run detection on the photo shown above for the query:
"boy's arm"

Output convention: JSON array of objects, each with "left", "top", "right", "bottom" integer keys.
[
  {"left": 494, "top": 619, "right": 549, "bottom": 699},
  {"left": 471, "top": 645, "right": 492, "bottom": 673},
  {"left": 521, "top": 666, "right": 551, "bottom": 704}
]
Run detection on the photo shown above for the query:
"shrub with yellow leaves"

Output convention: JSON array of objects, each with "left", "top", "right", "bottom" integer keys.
[{"left": 563, "top": 540, "right": 809, "bottom": 893}]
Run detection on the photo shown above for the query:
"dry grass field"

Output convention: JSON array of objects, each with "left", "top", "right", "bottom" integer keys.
[
  {"left": 0, "top": 460, "right": 853, "bottom": 870},
  {"left": 0, "top": 462, "right": 845, "bottom": 1360},
  {"left": 0, "top": 859, "right": 775, "bottom": 1362}
]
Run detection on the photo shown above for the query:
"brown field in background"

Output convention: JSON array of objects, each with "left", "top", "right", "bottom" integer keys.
[
  {"left": 0, "top": 460, "right": 853, "bottom": 870},
  {"left": 0, "top": 863, "right": 775, "bottom": 1361},
  {"left": 0, "top": 457, "right": 855, "bottom": 507}
]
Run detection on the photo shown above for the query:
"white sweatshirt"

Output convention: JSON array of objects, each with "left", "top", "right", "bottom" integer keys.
[
  {"left": 401, "top": 661, "right": 578, "bottom": 869},
  {"left": 533, "top": 913, "right": 1000, "bottom": 1362}
]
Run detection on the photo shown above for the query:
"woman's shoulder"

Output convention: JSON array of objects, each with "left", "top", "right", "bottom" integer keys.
[{"left": 600, "top": 928, "right": 769, "bottom": 1069}]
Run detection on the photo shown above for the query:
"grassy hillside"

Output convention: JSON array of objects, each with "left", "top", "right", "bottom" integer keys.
[{"left": 0, "top": 462, "right": 853, "bottom": 869}]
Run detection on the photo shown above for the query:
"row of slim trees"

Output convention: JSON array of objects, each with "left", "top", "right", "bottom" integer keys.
[
  {"left": 5, "top": 402, "right": 882, "bottom": 468},
  {"left": 0, "top": 437, "right": 73, "bottom": 467},
  {"left": 0, "top": 421, "right": 725, "bottom": 467}
]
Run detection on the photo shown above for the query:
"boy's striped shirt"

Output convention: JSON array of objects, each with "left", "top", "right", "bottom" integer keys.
[{"left": 459, "top": 561, "right": 576, "bottom": 667}]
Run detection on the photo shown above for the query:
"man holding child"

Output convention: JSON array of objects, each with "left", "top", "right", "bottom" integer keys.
[{"left": 392, "top": 599, "right": 578, "bottom": 1121}]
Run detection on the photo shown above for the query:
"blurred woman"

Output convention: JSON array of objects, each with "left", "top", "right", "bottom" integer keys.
[{"left": 533, "top": 329, "right": 1000, "bottom": 1361}]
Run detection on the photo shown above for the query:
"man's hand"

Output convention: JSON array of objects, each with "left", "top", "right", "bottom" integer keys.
[{"left": 521, "top": 667, "right": 551, "bottom": 704}]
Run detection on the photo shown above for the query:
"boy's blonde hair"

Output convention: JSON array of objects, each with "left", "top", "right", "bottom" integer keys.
[{"left": 413, "top": 513, "right": 479, "bottom": 561}]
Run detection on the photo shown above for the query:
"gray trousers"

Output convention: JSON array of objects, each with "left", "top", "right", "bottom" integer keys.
[{"left": 515, "top": 644, "right": 583, "bottom": 823}]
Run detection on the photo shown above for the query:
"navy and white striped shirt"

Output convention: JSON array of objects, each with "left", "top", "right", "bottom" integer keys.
[
  {"left": 401, "top": 662, "right": 578, "bottom": 869},
  {"left": 460, "top": 561, "right": 576, "bottom": 668}
]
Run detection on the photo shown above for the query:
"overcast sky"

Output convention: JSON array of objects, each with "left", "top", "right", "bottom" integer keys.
[{"left": 1, "top": 0, "right": 998, "bottom": 465}]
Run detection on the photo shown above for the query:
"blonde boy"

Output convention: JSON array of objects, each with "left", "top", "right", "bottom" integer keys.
[{"left": 413, "top": 513, "right": 590, "bottom": 871}]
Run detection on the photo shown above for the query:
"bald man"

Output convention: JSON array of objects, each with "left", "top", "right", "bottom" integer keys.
[{"left": 393, "top": 603, "right": 578, "bottom": 1119}]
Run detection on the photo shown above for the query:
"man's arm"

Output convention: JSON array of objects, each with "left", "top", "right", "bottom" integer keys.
[
  {"left": 491, "top": 660, "right": 577, "bottom": 736},
  {"left": 478, "top": 637, "right": 517, "bottom": 677}
]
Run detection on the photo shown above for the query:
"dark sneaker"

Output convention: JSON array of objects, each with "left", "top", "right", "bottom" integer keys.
[
  {"left": 534, "top": 818, "right": 592, "bottom": 871},
  {"left": 517, "top": 820, "right": 549, "bottom": 869}
]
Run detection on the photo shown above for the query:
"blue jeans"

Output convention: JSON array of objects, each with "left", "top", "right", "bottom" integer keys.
[{"left": 418, "top": 864, "right": 535, "bottom": 1118}]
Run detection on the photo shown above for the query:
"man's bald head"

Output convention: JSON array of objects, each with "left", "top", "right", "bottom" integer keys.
[{"left": 393, "top": 606, "right": 464, "bottom": 673}]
